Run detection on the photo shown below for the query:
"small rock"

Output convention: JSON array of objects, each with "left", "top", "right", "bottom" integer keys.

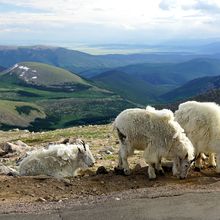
[
  {"left": 92, "top": 187, "right": 97, "bottom": 192},
  {"left": 96, "top": 166, "right": 108, "bottom": 175},
  {"left": 29, "top": 194, "right": 35, "bottom": 197},
  {"left": 100, "top": 181, "right": 105, "bottom": 184},
  {"left": 115, "top": 197, "right": 120, "bottom": 201},
  {"left": 0, "top": 148, "right": 6, "bottom": 156},
  {"left": 133, "top": 163, "right": 142, "bottom": 172},
  {"left": 36, "top": 197, "right": 46, "bottom": 202},
  {"left": 56, "top": 186, "right": 65, "bottom": 190},
  {"left": 14, "top": 140, "right": 30, "bottom": 149},
  {"left": 44, "top": 195, "right": 52, "bottom": 200},
  {"left": 62, "top": 179, "right": 72, "bottom": 186},
  {"left": 106, "top": 150, "right": 112, "bottom": 155},
  {"left": 0, "top": 164, "right": 18, "bottom": 176},
  {"left": 98, "top": 146, "right": 115, "bottom": 155},
  {"left": 95, "top": 154, "right": 103, "bottom": 160}
]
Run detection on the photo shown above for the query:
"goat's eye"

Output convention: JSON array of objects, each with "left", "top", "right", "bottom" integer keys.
[{"left": 185, "top": 164, "right": 189, "bottom": 168}]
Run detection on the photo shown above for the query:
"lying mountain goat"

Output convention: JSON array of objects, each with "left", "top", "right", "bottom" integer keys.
[
  {"left": 175, "top": 101, "right": 219, "bottom": 171},
  {"left": 114, "top": 107, "right": 194, "bottom": 179},
  {"left": 19, "top": 140, "right": 95, "bottom": 178}
]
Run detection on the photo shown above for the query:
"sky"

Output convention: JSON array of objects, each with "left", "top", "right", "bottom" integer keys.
[{"left": 0, "top": 0, "right": 220, "bottom": 50}]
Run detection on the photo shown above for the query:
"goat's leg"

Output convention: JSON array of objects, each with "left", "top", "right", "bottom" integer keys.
[
  {"left": 148, "top": 163, "right": 156, "bottom": 180},
  {"left": 208, "top": 153, "right": 216, "bottom": 167},
  {"left": 118, "top": 144, "right": 131, "bottom": 175},
  {"left": 155, "top": 159, "right": 165, "bottom": 176},
  {"left": 194, "top": 153, "right": 203, "bottom": 171},
  {"left": 216, "top": 153, "right": 220, "bottom": 173},
  {"left": 172, "top": 156, "right": 180, "bottom": 178}
]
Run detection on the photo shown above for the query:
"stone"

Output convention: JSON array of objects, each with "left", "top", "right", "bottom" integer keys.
[{"left": 96, "top": 166, "right": 108, "bottom": 175}]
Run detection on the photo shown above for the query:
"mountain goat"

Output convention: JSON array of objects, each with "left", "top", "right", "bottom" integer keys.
[
  {"left": 114, "top": 107, "right": 194, "bottom": 179},
  {"left": 175, "top": 101, "right": 219, "bottom": 171},
  {"left": 19, "top": 140, "right": 95, "bottom": 178}
]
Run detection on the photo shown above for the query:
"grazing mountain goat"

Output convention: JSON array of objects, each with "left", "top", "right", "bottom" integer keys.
[
  {"left": 175, "top": 101, "right": 219, "bottom": 171},
  {"left": 19, "top": 140, "right": 95, "bottom": 178},
  {"left": 114, "top": 107, "right": 194, "bottom": 179}
]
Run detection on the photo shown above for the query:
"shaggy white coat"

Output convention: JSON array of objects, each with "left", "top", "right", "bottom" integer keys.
[
  {"left": 19, "top": 143, "right": 95, "bottom": 178},
  {"left": 175, "top": 101, "right": 220, "bottom": 170},
  {"left": 114, "top": 107, "right": 194, "bottom": 179}
]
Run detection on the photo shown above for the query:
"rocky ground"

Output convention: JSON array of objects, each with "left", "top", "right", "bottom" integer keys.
[{"left": 0, "top": 124, "right": 220, "bottom": 214}]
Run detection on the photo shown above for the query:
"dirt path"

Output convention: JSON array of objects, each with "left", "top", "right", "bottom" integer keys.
[{"left": 0, "top": 166, "right": 220, "bottom": 214}]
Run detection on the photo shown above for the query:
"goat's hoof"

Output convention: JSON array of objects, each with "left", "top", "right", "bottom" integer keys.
[
  {"left": 149, "top": 176, "right": 157, "bottom": 181},
  {"left": 194, "top": 167, "right": 201, "bottom": 172},
  {"left": 124, "top": 169, "right": 131, "bottom": 176},
  {"left": 158, "top": 170, "right": 165, "bottom": 176},
  {"left": 208, "top": 164, "right": 216, "bottom": 168},
  {"left": 114, "top": 167, "right": 124, "bottom": 175}
]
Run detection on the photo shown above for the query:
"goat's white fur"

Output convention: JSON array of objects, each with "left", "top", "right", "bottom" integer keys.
[
  {"left": 114, "top": 107, "right": 194, "bottom": 179},
  {"left": 19, "top": 142, "right": 95, "bottom": 178},
  {"left": 175, "top": 101, "right": 219, "bottom": 170}
]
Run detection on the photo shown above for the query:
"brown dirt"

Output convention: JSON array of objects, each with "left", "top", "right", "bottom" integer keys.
[
  {"left": 1, "top": 165, "right": 220, "bottom": 211},
  {"left": 0, "top": 125, "right": 220, "bottom": 214}
]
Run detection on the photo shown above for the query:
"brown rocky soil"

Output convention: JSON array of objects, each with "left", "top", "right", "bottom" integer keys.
[{"left": 0, "top": 125, "right": 220, "bottom": 214}]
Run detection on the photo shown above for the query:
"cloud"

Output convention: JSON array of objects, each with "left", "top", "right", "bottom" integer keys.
[
  {"left": 159, "top": 0, "right": 176, "bottom": 10},
  {"left": 181, "top": 0, "right": 220, "bottom": 14},
  {"left": 193, "top": 0, "right": 220, "bottom": 13},
  {"left": 0, "top": 0, "right": 220, "bottom": 45}
]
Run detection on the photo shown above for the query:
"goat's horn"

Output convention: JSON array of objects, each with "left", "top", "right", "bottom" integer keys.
[{"left": 80, "top": 140, "right": 86, "bottom": 151}]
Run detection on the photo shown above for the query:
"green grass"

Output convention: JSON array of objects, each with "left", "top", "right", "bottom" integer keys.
[
  {"left": 0, "top": 100, "right": 46, "bottom": 129},
  {"left": 0, "top": 62, "right": 136, "bottom": 131},
  {"left": 20, "top": 124, "right": 111, "bottom": 145}
]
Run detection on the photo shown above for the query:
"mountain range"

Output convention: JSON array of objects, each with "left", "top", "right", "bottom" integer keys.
[
  {"left": 1, "top": 45, "right": 220, "bottom": 130},
  {"left": 92, "top": 58, "right": 220, "bottom": 104},
  {"left": 0, "top": 45, "right": 211, "bottom": 77}
]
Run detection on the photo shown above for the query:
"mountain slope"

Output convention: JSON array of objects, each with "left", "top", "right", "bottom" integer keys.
[
  {"left": 116, "top": 58, "right": 220, "bottom": 85},
  {"left": 0, "top": 62, "right": 92, "bottom": 92},
  {"left": 161, "top": 75, "right": 220, "bottom": 102},
  {"left": 92, "top": 70, "right": 176, "bottom": 104},
  {"left": 0, "top": 65, "right": 6, "bottom": 72},
  {"left": 0, "top": 100, "right": 46, "bottom": 129},
  {"left": 92, "top": 58, "right": 220, "bottom": 104},
  {"left": 0, "top": 62, "right": 137, "bottom": 131}
]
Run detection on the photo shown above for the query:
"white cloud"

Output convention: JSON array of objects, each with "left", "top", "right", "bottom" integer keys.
[{"left": 0, "top": 0, "right": 220, "bottom": 44}]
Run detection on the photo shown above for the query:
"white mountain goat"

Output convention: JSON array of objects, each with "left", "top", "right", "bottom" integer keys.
[
  {"left": 175, "top": 101, "right": 219, "bottom": 171},
  {"left": 114, "top": 107, "right": 194, "bottom": 179},
  {"left": 19, "top": 140, "right": 95, "bottom": 178}
]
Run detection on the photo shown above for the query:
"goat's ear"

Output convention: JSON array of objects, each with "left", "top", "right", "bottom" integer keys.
[
  {"left": 185, "top": 153, "right": 188, "bottom": 159},
  {"left": 77, "top": 147, "right": 82, "bottom": 153}
]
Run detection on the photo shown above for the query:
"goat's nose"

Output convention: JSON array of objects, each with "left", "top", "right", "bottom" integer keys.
[{"left": 179, "top": 176, "right": 186, "bottom": 180}]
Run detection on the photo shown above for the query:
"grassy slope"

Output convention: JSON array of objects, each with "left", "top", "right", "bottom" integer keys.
[
  {"left": 0, "top": 63, "right": 136, "bottom": 131},
  {"left": 1, "top": 62, "right": 90, "bottom": 87},
  {"left": 0, "top": 100, "right": 46, "bottom": 129}
]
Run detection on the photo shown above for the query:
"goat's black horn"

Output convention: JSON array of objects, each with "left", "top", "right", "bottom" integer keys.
[{"left": 80, "top": 140, "right": 86, "bottom": 151}]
